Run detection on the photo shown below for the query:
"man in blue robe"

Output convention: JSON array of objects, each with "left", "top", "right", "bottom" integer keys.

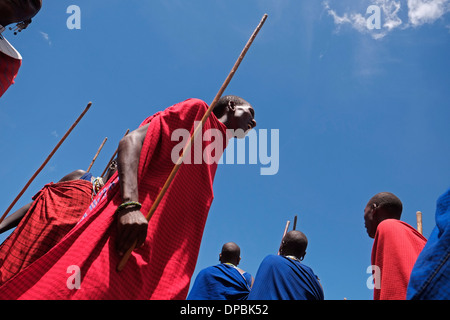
[
  {"left": 407, "top": 187, "right": 450, "bottom": 300},
  {"left": 248, "top": 230, "right": 324, "bottom": 300},
  {"left": 187, "top": 242, "right": 253, "bottom": 300}
]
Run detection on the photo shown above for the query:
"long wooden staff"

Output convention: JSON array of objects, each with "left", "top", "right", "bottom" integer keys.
[
  {"left": 277, "top": 220, "right": 290, "bottom": 255},
  {"left": 86, "top": 137, "right": 108, "bottom": 172},
  {"left": 117, "top": 14, "right": 268, "bottom": 271},
  {"left": 0, "top": 102, "right": 93, "bottom": 225},
  {"left": 100, "top": 129, "right": 130, "bottom": 178},
  {"left": 416, "top": 211, "right": 423, "bottom": 235}
]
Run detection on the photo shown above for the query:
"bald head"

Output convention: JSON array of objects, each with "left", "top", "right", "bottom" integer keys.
[
  {"left": 279, "top": 230, "right": 308, "bottom": 260},
  {"left": 219, "top": 242, "right": 241, "bottom": 266},
  {"left": 364, "top": 192, "right": 403, "bottom": 238}
]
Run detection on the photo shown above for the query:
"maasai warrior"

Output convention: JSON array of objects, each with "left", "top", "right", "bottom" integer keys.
[
  {"left": 407, "top": 187, "right": 450, "bottom": 300},
  {"left": 364, "top": 192, "right": 427, "bottom": 300},
  {"left": 0, "top": 96, "right": 256, "bottom": 300},
  {"left": 0, "top": 0, "right": 42, "bottom": 98},
  {"left": 0, "top": 163, "right": 117, "bottom": 285},
  {"left": 187, "top": 242, "right": 253, "bottom": 300},
  {"left": 248, "top": 230, "right": 324, "bottom": 300}
]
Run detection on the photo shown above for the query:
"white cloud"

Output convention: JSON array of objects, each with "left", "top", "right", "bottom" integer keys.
[
  {"left": 324, "top": 0, "right": 450, "bottom": 39},
  {"left": 39, "top": 31, "right": 52, "bottom": 46},
  {"left": 324, "top": 0, "right": 401, "bottom": 39},
  {"left": 407, "top": 0, "right": 450, "bottom": 26}
]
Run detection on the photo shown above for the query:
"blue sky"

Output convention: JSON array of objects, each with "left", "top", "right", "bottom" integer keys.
[{"left": 0, "top": 0, "right": 449, "bottom": 300}]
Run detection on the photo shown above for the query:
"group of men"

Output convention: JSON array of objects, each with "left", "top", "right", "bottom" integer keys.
[
  {"left": 0, "top": 0, "right": 448, "bottom": 301},
  {"left": 186, "top": 190, "right": 449, "bottom": 301},
  {"left": 187, "top": 232, "right": 324, "bottom": 300}
]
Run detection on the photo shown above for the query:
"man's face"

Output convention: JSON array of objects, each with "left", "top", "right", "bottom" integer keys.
[
  {"left": 228, "top": 104, "right": 256, "bottom": 138},
  {"left": 364, "top": 203, "right": 377, "bottom": 238},
  {"left": 0, "top": 0, "right": 42, "bottom": 26}
]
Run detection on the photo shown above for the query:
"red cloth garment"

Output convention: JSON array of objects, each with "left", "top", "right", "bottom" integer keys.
[
  {"left": 0, "top": 50, "right": 21, "bottom": 98},
  {"left": 0, "top": 98, "right": 228, "bottom": 300},
  {"left": 0, "top": 179, "right": 93, "bottom": 285},
  {"left": 371, "top": 219, "right": 427, "bottom": 300}
]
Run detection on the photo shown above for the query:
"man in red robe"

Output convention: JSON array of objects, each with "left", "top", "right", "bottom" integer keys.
[
  {"left": 0, "top": 165, "right": 117, "bottom": 285},
  {"left": 364, "top": 192, "right": 427, "bottom": 300},
  {"left": 0, "top": 0, "right": 42, "bottom": 97},
  {"left": 0, "top": 96, "right": 256, "bottom": 300}
]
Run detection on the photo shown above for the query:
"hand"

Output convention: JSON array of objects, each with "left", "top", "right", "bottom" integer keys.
[{"left": 116, "top": 208, "right": 148, "bottom": 256}]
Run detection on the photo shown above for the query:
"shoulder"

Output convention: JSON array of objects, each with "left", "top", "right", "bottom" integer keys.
[
  {"left": 378, "top": 219, "right": 412, "bottom": 233},
  {"left": 165, "top": 98, "right": 209, "bottom": 115},
  {"left": 261, "top": 254, "right": 283, "bottom": 266}
]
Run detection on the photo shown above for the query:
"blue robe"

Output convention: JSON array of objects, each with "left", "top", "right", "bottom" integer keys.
[
  {"left": 407, "top": 187, "right": 450, "bottom": 300},
  {"left": 187, "top": 263, "right": 252, "bottom": 300},
  {"left": 248, "top": 255, "right": 324, "bottom": 300}
]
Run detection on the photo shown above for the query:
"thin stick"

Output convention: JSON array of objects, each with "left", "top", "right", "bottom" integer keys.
[
  {"left": 416, "top": 211, "right": 423, "bottom": 235},
  {"left": 293, "top": 215, "right": 298, "bottom": 231},
  {"left": 117, "top": 14, "right": 268, "bottom": 272},
  {"left": 278, "top": 220, "right": 290, "bottom": 255},
  {"left": 0, "top": 102, "right": 93, "bottom": 225},
  {"left": 87, "top": 137, "right": 108, "bottom": 172},
  {"left": 100, "top": 129, "right": 130, "bottom": 178}
]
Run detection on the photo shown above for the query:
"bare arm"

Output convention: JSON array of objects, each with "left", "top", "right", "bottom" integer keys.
[
  {"left": 0, "top": 202, "right": 32, "bottom": 234},
  {"left": 115, "top": 124, "right": 150, "bottom": 255}
]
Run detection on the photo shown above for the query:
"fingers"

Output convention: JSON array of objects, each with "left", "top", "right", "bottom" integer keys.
[{"left": 116, "top": 210, "right": 148, "bottom": 256}]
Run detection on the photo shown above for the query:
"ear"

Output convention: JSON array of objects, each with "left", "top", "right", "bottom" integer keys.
[
  {"left": 301, "top": 251, "right": 306, "bottom": 261},
  {"left": 227, "top": 100, "right": 236, "bottom": 112},
  {"left": 219, "top": 253, "right": 222, "bottom": 261}
]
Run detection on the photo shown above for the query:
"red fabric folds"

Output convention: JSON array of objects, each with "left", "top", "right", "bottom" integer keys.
[
  {"left": 0, "top": 51, "right": 21, "bottom": 98},
  {"left": 0, "top": 179, "right": 93, "bottom": 285},
  {"left": 371, "top": 219, "right": 427, "bottom": 300},
  {"left": 0, "top": 98, "right": 227, "bottom": 300}
]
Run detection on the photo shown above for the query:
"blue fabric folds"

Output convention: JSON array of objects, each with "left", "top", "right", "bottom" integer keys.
[
  {"left": 407, "top": 187, "right": 450, "bottom": 300},
  {"left": 247, "top": 255, "right": 324, "bottom": 300},
  {"left": 187, "top": 263, "right": 252, "bottom": 300}
]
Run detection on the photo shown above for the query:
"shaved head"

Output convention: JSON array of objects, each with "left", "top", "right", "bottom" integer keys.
[
  {"left": 364, "top": 192, "right": 403, "bottom": 238},
  {"left": 219, "top": 242, "right": 241, "bottom": 266},
  {"left": 279, "top": 230, "right": 308, "bottom": 260}
]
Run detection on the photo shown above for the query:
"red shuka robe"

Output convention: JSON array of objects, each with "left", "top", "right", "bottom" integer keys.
[
  {"left": 0, "top": 180, "right": 93, "bottom": 285},
  {"left": 0, "top": 98, "right": 228, "bottom": 300},
  {"left": 0, "top": 38, "right": 22, "bottom": 98},
  {"left": 371, "top": 219, "right": 427, "bottom": 300}
]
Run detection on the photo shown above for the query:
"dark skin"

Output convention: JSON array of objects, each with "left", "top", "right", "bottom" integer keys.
[
  {"left": 115, "top": 100, "right": 256, "bottom": 256},
  {"left": 0, "top": 0, "right": 42, "bottom": 27},
  {"left": 363, "top": 202, "right": 400, "bottom": 238}
]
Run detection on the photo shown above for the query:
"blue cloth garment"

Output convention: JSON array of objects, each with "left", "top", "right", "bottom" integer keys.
[
  {"left": 407, "top": 187, "right": 450, "bottom": 300},
  {"left": 248, "top": 255, "right": 324, "bottom": 300},
  {"left": 187, "top": 263, "right": 252, "bottom": 300},
  {"left": 79, "top": 172, "right": 93, "bottom": 182}
]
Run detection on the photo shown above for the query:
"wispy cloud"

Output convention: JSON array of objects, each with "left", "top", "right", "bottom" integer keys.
[
  {"left": 407, "top": 0, "right": 450, "bottom": 26},
  {"left": 39, "top": 31, "right": 52, "bottom": 46},
  {"left": 324, "top": 0, "right": 450, "bottom": 39}
]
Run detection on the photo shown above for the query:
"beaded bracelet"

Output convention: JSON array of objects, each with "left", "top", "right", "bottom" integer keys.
[{"left": 115, "top": 201, "right": 142, "bottom": 214}]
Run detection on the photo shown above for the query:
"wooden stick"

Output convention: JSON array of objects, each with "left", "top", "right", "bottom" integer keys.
[
  {"left": 117, "top": 14, "right": 268, "bottom": 272},
  {"left": 416, "top": 211, "right": 423, "bottom": 235},
  {"left": 278, "top": 220, "right": 290, "bottom": 255},
  {"left": 86, "top": 137, "right": 108, "bottom": 172},
  {"left": 292, "top": 215, "right": 298, "bottom": 231},
  {"left": 0, "top": 102, "right": 93, "bottom": 225},
  {"left": 100, "top": 129, "right": 130, "bottom": 178}
]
